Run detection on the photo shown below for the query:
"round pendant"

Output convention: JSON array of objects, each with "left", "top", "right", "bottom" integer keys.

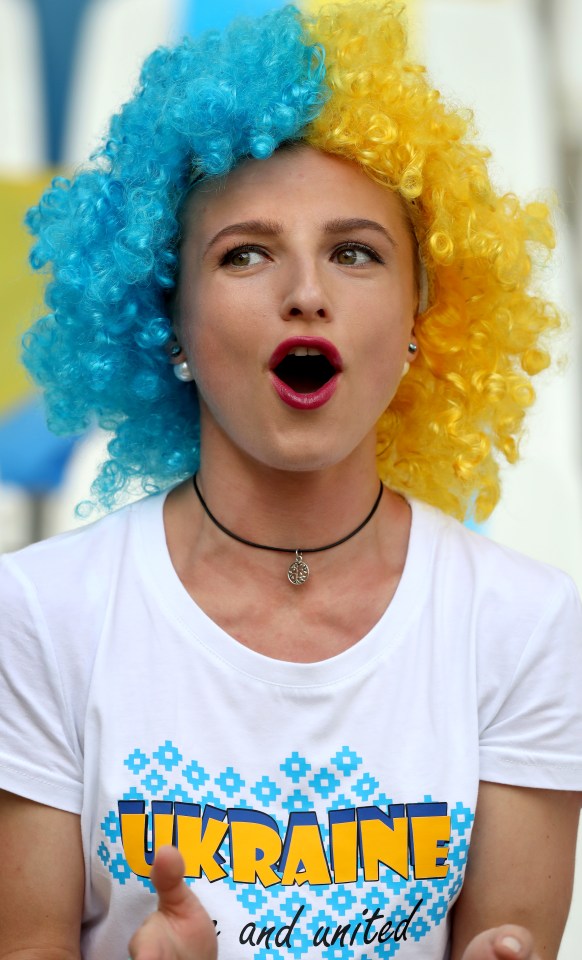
[{"left": 288, "top": 551, "right": 309, "bottom": 585}]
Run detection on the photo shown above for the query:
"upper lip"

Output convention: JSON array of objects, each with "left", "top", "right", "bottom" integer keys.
[{"left": 269, "top": 337, "right": 343, "bottom": 372}]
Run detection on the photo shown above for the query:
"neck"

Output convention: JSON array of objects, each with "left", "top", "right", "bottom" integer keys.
[
  {"left": 164, "top": 473, "right": 412, "bottom": 620},
  {"left": 195, "top": 466, "right": 382, "bottom": 543},
  {"left": 194, "top": 452, "right": 383, "bottom": 554},
  {"left": 164, "top": 440, "right": 417, "bottom": 608}
]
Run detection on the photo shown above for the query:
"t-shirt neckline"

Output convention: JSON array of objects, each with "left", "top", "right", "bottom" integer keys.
[{"left": 134, "top": 487, "right": 439, "bottom": 687}]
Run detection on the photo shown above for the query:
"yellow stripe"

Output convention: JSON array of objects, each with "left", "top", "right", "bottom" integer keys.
[{"left": 0, "top": 173, "right": 56, "bottom": 413}]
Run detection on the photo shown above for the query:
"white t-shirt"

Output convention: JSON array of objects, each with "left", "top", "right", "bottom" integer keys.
[{"left": 1, "top": 492, "right": 581, "bottom": 960}]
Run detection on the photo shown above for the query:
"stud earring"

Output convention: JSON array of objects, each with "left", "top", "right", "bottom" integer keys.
[
  {"left": 173, "top": 360, "right": 194, "bottom": 382},
  {"left": 408, "top": 342, "right": 418, "bottom": 354},
  {"left": 169, "top": 343, "right": 182, "bottom": 358}
]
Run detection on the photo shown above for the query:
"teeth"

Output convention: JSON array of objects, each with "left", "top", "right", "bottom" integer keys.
[{"left": 287, "top": 347, "right": 323, "bottom": 357}]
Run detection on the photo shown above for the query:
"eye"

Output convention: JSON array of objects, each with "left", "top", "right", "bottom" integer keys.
[
  {"left": 333, "top": 243, "right": 384, "bottom": 266},
  {"left": 220, "top": 244, "right": 268, "bottom": 268}
]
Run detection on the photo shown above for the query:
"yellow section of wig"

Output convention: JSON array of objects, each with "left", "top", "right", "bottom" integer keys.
[{"left": 303, "top": 1, "right": 559, "bottom": 521}]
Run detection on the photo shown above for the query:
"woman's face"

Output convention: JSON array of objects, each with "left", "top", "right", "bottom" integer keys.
[{"left": 175, "top": 145, "right": 418, "bottom": 475}]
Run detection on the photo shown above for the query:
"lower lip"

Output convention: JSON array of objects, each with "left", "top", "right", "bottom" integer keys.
[{"left": 270, "top": 373, "right": 340, "bottom": 410}]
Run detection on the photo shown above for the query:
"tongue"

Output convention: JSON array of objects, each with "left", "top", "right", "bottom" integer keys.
[{"left": 275, "top": 355, "right": 334, "bottom": 394}]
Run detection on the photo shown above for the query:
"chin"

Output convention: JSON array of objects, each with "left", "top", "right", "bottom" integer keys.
[
  {"left": 248, "top": 448, "right": 339, "bottom": 475},
  {"left": 246, "top": 432, "right": 369, "bottom": 477}
]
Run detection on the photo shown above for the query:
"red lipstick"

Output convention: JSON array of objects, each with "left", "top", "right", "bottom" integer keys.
[{"left": 268, "top": 337, "right": 342, "bottom": 411}]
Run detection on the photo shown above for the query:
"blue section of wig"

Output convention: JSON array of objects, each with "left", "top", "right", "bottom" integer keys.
[{"left": 23, "top": 6, "right": 327, "bottom": 510}]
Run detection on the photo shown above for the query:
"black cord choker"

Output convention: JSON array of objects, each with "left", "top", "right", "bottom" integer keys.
[{"left": 192, "top": 474, "right": 384, "bottom": 585}]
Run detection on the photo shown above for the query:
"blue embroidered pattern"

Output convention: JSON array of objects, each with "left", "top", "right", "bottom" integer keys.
[{"left": 99, "top": 742, "right": 475, "bottom": 956}]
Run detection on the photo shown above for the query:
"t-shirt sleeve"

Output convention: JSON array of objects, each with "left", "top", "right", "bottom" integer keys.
[
  {"left": 0, "top": 555, "right": 83, "bottom": 813},
  {"left": 478, "top": 571, "right": 582, "bottom": 790}
]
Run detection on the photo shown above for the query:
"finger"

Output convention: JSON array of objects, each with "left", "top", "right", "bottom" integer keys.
[
  {"left": 462, "top": 924, "right": 539, "bottom": 960},
  {"left": 150, "top": 845, "right": 191, "bottom": 914},
  {"left": 128, "top": 923, "right": 166, "bottom": 960},
  {"left": 492, "top": 925, "right": 538, "bottom": 960},
  {"left": 128, "top": 938, "right": 161, "bottom": 960}
]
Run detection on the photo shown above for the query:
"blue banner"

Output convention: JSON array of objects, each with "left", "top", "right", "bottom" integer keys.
[{"left": 181, "top": 0, "right": 280, "bottom": 36}]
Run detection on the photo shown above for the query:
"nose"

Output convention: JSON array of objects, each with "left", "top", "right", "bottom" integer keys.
[{"left": 279, "top": 259, "right": 331, "bottom": 323}]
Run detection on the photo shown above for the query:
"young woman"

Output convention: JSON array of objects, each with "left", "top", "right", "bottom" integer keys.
[{"left": 0, "top": 4, "right": 580, "bottom": 960}]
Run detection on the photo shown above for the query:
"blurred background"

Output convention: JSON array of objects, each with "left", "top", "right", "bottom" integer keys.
[{"left": 0, "top": 0, "right": 581, "bottom": 952}]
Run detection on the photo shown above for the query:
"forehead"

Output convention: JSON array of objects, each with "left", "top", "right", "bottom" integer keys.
[{"left": 182, "top": 145, "right": 413, "bottom": 241}]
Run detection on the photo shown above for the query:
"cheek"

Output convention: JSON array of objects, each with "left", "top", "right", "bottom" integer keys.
[
  {"left": 188, "top": 324, "right": 230, "bottom": 399},
  {"left": 179, "top": 283, "right": 233, "bottom": 366},
  {"left": 352, "top": 296, "right": 411, "bottom": 361},
  {"left": 182, "top": 298, "right": 260, "bottom": 412},
  {"left": 357, "top": 313, "right": 412, "bottom": 404}
]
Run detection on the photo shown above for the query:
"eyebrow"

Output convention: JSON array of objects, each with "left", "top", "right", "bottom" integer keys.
[
  {"left": 204, "top": 216, "right": 397, "bottom": 256},
  {"left": 324, "top": 218, "right": 397, "bottom": 247},
  {"left": 204, "top": 220, "right": 283, "bottom": 256}
]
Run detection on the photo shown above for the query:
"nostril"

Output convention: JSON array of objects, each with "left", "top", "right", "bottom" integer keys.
[{"left": 284, "top": 306, "right": 327, "bottom": 318}]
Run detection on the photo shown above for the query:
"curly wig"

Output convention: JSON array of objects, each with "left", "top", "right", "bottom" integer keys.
[{"left": 23, "top": 1, "right": 559, "bottom": 518}]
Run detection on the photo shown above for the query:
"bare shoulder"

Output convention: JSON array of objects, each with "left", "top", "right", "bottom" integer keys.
[
  {"left": 450, "top": 781, "right": 582, "bottom": 960},
  {"left": 0, "top": 790, "right": 84, "bottom": 959}
]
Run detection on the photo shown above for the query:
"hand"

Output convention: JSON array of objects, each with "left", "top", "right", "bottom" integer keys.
[
  {"left": 461, "top": 925, "right": 540, "bottom": 960},
  {"left": 128, "top": 846, "right": 218, "bottom": 960}
]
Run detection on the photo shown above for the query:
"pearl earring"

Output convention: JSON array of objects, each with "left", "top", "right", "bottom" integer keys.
[
  {"left": 401, "top": 361, "right": 410, "bottom": 378},
  {"left": 173, "top": 360, "right": 194, "bottom": 382}
]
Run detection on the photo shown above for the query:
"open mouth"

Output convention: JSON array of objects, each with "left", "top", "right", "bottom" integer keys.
[
  {"left": 269, "top": 337, "right": 342, "bottom": 410},
  {"left": 274, "top": 350, "right": 336, "bottom": 394}
]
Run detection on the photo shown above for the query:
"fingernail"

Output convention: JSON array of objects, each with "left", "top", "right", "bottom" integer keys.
[{"left": 500, "top": 936, "right": 522, "bottom": 955}]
